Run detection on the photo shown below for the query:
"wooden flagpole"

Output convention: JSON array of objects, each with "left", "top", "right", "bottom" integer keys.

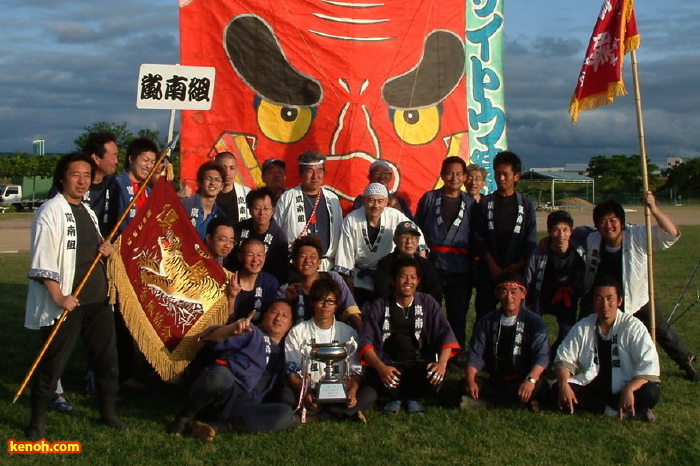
[
  {"left": 13, "top": 134, "right": 180, "bottom": 403},
  {"left": 629, "top": 49, "right": 656, "bottom": 342}
]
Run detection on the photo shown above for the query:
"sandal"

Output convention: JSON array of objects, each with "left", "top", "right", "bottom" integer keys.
[{"left": 382, "top": 399, "right": 401, "bottom": 415}]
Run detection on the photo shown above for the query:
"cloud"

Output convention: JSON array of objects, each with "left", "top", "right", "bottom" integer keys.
[
  {"left": 48, "top": 22, "right": 99, "bottom": 44},
  {"left": 0, "top": 0, "right": 179, "bottom": 153},
  {"left": 532, "top": 37, "right": 583, "bottom": 57}
]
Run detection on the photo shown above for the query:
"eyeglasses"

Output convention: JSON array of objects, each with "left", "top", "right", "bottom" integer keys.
[
  {"left": 252, "top": 206, "right": 273, "bottom": 213},
  {"left": 204, "top": 176, "right": 223, "bottom": 183},
  {"left": 467, "top": 176, "right": 484, "bottom": 182},
  {"left": 214, "top": 236, "right": 235, "bottom": 244},
  {"left": 315, "top": 298, "right": 338, "bottom": 307}
]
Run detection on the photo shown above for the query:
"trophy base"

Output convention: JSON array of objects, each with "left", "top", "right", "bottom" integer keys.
[{"left": 315, "top": 382, "right": 348, "bottom": 404}]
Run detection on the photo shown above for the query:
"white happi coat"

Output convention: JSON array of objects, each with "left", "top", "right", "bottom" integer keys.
[
  {"left": 583, "top": 224, "right": 679, "bottom": 314},
  {"left": 554, "top": 311, "right": 660, "bottom": 394},
  {"left": 334, "top": 207, "right": 426, "bottom": 291},
  {"left": 274, "top": 185, "right": 342, "bottom": 270},
  {"left": 25, "top": 194, "right": 102, "bottom": 329},
  {"left": 285, "top": 318, "right": 361, "bottom": 387},
  {"left": 233, "top": 182, "right": 251, "bottom": 221}
]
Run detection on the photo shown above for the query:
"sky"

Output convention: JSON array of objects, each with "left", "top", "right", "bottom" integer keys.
[{"left": 1, "top": 0, "right": 698, "bottom": 170}]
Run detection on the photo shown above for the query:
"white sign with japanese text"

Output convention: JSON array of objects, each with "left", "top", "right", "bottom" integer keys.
[{"left": 137, "top": 64, "right": 215, "bottom": 110}]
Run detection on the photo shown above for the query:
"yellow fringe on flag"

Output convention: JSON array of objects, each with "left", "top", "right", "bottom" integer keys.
[
  {"left": 108, "top": 239, "right": 230, "bottom": 382},
  {"left": 569, "top": 80, "right": 628, "bottom": 124}
]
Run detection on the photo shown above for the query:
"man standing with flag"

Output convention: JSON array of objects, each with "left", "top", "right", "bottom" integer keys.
[{"left": 25, "top": 153, "right": 125, "bottom": 439}]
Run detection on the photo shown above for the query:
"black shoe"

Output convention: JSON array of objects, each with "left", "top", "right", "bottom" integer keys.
[
  {"left": 25, "top": 425, "right": 46, "bottom": 440},
  {"left": 680, "top": 355, "right": 700, "bottom": 382}
]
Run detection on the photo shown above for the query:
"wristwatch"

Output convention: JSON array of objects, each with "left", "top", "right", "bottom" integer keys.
[{"left": 525, "top": 376, "right": 537, "bottom": 384}]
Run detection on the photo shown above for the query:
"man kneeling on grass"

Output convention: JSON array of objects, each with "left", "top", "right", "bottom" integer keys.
[
  {"left": 462, "top": 272, "right": 549, "bottom": 412},
  {"left": 360, "top": 256, "right": 459, "bottom": 415},
  {"left": 282, "top": 278, "right": 376, "bottom": 423},
  {"left": 168, "top": 300, "right": 297, "bottom": 441},
  {"left": 553, "top": 276, "right": 660, "bottom": 422}
]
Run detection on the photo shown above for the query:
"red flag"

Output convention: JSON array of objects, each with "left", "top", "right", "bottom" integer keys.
[
  {"left": 569, "top": 0, "right": 640, "bottom": 123},
  {"left": 108, "top": 178, "right": 230, "bottom": 381}
]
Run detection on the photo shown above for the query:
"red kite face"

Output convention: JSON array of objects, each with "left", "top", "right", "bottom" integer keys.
[{"left": 180, "top": 1, "right": 468, "bottom": 209}]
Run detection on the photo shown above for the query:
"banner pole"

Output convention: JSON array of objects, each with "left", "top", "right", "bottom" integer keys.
[
  {"left": 13, "top": 134, "right": 180, "bottom": 403},
  {"left": 630, "top": 49, "right": 656, "bottom": 342}
]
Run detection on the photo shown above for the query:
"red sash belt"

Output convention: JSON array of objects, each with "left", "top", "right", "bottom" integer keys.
[{"left": 431, "top": 245, "right": 469, "bottom": 255}]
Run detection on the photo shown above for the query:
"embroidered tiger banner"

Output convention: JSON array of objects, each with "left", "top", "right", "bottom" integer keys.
[
  {"left": 178, "top": 0, "right": 505, "bottom": 208},
  {"left": 108, "top": 178, "right": 230, "bottom": 381}
]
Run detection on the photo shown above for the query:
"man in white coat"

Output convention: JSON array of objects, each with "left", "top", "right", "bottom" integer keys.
[
  {"left": 274, "top": 151, "right": 342, "bottom": 271},
  {"left": 334, "top": 183, "right": 425, "bottom": 307},
  {"left": 554, "top": 276, "right": 660, "bottom": 422}
]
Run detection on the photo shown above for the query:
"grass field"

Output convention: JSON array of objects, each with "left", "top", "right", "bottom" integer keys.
[{"left": 2, "top": 229, "right": 700, "bottom": 465}]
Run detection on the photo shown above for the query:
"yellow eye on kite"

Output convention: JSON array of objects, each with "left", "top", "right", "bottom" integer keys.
[
  {"left": 256, "top": 99, "right": 313, "bottom": 144},
  {"left": 391, "top": 105, "right": 440, "bottom": 145}
]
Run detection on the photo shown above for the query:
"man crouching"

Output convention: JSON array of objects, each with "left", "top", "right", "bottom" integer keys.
[
  {"left": 168, "top": 300, "right": 297, "bottom": 441},
  {"left": 462, "top": 272, "right": 549, "bottom": 412},
  {"left": 553, "top": 276, "right": 660, "bottom": 421}
]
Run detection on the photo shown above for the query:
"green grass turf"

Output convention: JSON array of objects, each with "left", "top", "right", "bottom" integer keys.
[{"left": 2, "top": 228, "right": 700, "bottom": 464}]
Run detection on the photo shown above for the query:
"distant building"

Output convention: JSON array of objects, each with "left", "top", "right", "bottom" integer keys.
[
  {"left": 666, "top": 156, "right": 683, "bottom": 169},
  {"left": 528, "top": 163, "right": 589, "bottom": 176},
  {"left": 32, "top": 140, "right": 45, "bottom": 156}
]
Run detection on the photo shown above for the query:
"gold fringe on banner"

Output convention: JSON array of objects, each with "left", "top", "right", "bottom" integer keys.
[
  {"left": 108, "top": 238, "right": 229, "bottom": 382},
  {"left": 569, "top": 80, "right": 628, "bottom": 123}
]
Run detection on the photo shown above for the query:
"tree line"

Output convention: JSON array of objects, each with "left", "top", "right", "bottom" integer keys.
[
  {"left": 0, "top": 122, "right": 174, "bottom": 179},
  {"left": 2, "top": 123, "right": 697, "bottom": 200}
]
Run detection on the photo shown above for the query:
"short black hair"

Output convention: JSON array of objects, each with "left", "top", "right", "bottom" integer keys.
[
  {"left": 547, "top": 210, "right": 574, "bottom": 231},
  {"left": 441, "top": 156, "right": 467, "bottom": 175},
  {"left": 263, "top": 298, "right": 292, "bottom": 314},
  {"left": 593, "top": 198, "right": 626, "bottom": 227},
  {"left": 591, "top": 274, "right": 623, "bottom": 298},
  {"left": 291, "top": 234, "right": 323, "bottom": 260},
  {"left": 246, "top": 187, "right": 275, "bottom": 210},
  {"left": 214, "top": 151, "right": 236, "bottom": 164},
  {"left": 389, "top": 255, "right": 422, "bottom": 280},
  {"left": 125, "top": 138, "right": 159, "bottom": 170},
  {"left": 494, "top": 271, "right": 527, "bottom": 289},
  {"left": 196, "top": 161, "right": 226, "bottom": 190},
  {"left": 205, "top": 217, "right": 234, "bottom": 238},
  {"left": 297, "top": 150, "right": 326, "bottom": 174},
  {"left": 53, "top": 152, "right": 95, "bottom": 192},
  {"left": 493, "top": 150, "right": 522, "bottom": 175},
  {"left": 308, "top": 277, "right": 342, "bottom": 305},
  {"left": 239, "top": 237, "right": 266, "bottom": 252},
  {"left": 82, "top": 132, "right": 116, "bottom": 158}
]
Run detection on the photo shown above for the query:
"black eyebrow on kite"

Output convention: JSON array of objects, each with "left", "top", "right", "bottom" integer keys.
[
  {"left": 382, "top": 30, "right": 465, "bottom": 109},
  {"left": 224, "top": 15, "right": 323, "bottom": 107}
]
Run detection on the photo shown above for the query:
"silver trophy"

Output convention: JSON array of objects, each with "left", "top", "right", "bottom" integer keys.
[{"left": 308, "top": 339, "right": 357, "bottom": 403}]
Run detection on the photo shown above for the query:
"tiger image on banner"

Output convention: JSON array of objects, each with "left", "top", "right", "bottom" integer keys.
[
  {"left": 179, "top": 0, "right": 505, "bottom": 210},
  {"left": 109, "top": 179, "right": 230, "bottom": 381}
]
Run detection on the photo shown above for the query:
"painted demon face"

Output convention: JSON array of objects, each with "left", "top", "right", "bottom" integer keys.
[{"left": 180, "top": 0, "right": 468, "bottom": 209}]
